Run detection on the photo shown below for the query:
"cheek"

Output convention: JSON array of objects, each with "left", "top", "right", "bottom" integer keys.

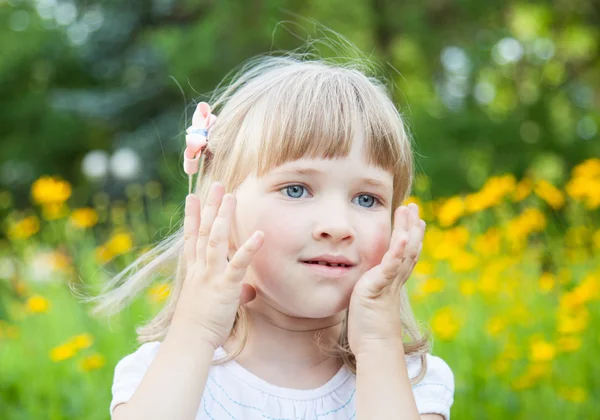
[
  {"left": 241, "top": 202, "right": 304, "bottom": 266},
  {"left": 362, "top": 220, "right": 391, "bottom": 268},
  {"left": 255, "top": 203, "right": 303, "bottom": 243}
]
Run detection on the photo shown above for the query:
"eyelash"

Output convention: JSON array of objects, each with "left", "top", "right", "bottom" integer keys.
[{"left": 279, "top": 184, "right": 384, "bottom": 208}]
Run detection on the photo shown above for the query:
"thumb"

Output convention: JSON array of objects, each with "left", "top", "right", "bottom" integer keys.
[
  {"left": 239, "top": 283, "right": 257, "bottom": 306},
  {"left": 359, "top": 266, "right": 389, "bottom": 297}
]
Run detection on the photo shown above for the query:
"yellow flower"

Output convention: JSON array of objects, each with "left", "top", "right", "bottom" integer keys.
[
  {"left": 539, "top": 272, "right": 555, "bottom": 292},
  {"left": 95, "top": 245, "right": 112, "bottom": 264},
  {"left": 512, "top": 178, "right": 532, "bottom": 202},
  {"left": 70, "top": 333, "right": 94, "bottom": 350},
  {"left": 148, "top": 283, "right": 171, "bottom": 303},
  {"left": 50, "top": 343, "right": 77, "bottom": 362},
  {"left": 430, "top": 307, "right": 461, "bottom": 341},
  {"left": 473, "top": 228, "right": 502, "bottom": 257},
  {"left": 576, "top": 274, "right": 600, "bottom": 301},
  {"left": 572, "top": 158, "right": 600, "bottom": 179},
  {"left": 449, "top": 252, "right": 478, "bottom": 273},
  {"left": 95, "top": 231, "right": 134, "bottom": 263},
  {"left": 485, "top": 316, "right": 506, "bottom": 337},
  {"left": 534, "top": 180, "right": 565, "bottom": 209},
  {"left": 526, "top": 362, "right": 552, "bottom": 380},
  {"left": 41, "top": 202, "right": 69, "bottom": 220},
  {"left": 31, "top": 176, "right": 72, "bottom": 205},
  {"left": 78, "top": 353, "right": 106, "bottom": 372},
  {"left": 437, "top": 196, "right": 464, "bottom": 227},
  {"left": 566, "top": 159, "right": 600, "bottom": 209},
  {"left": 420, "top": 277, "right": 445, "bottom": 295},
  {"left": 478, "top": 267, "right": 501, "bottom": 295},
  {"left": 6, "top": 216, "right": 40, "bottom": 240},
  {"left": 512, "top": 361, "right": 552, "bottom": 390},
  {"left": 466, "top": 175, "right": 516, "bottom": 212},
  {"left": 529, "top": 338, "right": 556, "bottom": 362},
  {"left": 506, "top": 208, "right": 547, "bottom": 245},
  {"left": 70, "top": 208, "right": 99, "bottom": 228},
  {"left": 26, "top": 295, "right": 50, "bottom": 313},
  {"left": 559, "top": 274, "right": 600, "bottom": 313},
  {"left": 557, "top": 309, "right": 589, "bottom": 334},
  {"left": 106, "top": 232, "right": 133, "bottom": 256},
  {"left": 414, "top": 260, "right": 434, "bottom": 275},
  {"left": 557, "top": 336, "right": 582, "bottom": 353},
  {"left": 558, "top": 387, "right": 588, "bottom": 403}
]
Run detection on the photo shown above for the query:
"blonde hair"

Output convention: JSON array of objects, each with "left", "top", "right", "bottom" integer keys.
[{"left": 83, "top": 42, "right": 431, "bottom": 381}]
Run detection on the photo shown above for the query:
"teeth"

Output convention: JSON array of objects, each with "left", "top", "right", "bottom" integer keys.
[{"left": 312, "top": 261, "right": 347, "bottom": 267}]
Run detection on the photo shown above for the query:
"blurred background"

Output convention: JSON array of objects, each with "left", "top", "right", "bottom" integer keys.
[{"left": 0, "top": 0, "right": 598, "bottom": 418}]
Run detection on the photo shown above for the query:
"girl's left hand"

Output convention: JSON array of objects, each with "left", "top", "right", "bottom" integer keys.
[{"left": 347, "top": 203, "right": 426, "bottom": 357}]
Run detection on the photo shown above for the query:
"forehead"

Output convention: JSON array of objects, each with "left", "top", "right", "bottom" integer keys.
[{"left": 266, "top": 131, "right": 393, "bottom": 183}]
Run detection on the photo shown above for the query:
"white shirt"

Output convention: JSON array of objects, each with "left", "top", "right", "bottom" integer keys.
[{"left": 110, "top": 342, "right": 454, "bottom": 419}]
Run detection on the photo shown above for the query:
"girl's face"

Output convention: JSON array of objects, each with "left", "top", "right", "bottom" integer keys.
[{"left": 231, "top": 131, "right": 394, "bottom": 318}]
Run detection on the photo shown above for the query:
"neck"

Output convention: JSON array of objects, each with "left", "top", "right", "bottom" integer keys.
[{"left": 223, "top": 296, "right": 347, "bottom": 389}]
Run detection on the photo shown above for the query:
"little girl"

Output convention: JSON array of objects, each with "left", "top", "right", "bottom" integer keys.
[{"left": 96, "top": 48, "right": 454, "bottom": 420}]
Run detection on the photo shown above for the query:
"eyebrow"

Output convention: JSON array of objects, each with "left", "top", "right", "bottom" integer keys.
[{"left": 271, "top": 167, "right": 393, "bottom": 191}]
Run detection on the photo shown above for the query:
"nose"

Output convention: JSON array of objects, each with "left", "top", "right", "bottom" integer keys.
[{"left": 312, "top": 198, "right": 355, "bottom": 244}]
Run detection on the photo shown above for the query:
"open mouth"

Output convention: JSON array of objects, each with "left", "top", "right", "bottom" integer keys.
[
  {"left": 300, "top": 260, "right": 355, "bottom": 277},
  {"left": 302, "top": 261, "right": 352, "bottom": 268}
]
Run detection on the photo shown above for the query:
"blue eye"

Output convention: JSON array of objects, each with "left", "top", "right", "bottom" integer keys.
[
  {"left": 353, "top": 194, "right": 377, "bottom": 208},
  {"left": 283, "top": 185, "right": 306, "bottom": 199}
]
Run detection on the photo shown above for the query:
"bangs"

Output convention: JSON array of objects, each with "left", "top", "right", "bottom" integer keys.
[{"left": 246, "top": 66, "right": 407, "bottom": 177}]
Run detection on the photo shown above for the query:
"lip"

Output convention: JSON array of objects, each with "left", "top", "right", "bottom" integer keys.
[
  {"left": 300, "top": 254, "right": 357, "bottom": 278},
  {"left": 302, "top": 254, "right": 356, "bottom": 266},
  {"left": 301, "top": 261, "right": 354, "bottom": 278}
]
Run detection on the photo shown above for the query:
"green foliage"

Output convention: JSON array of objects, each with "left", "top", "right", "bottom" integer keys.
[{"left": 0, "top": 0, "right": 598, "bottom": 206}]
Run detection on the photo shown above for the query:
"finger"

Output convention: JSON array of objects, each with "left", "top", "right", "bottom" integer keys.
[
  {"left": 397, "top": 210, "right": 425, "bottom": 280},
  {"left": 380, "top": 228, "right": 408, "bottom": 279},
  {"left": 361, "top": 229, "right": 406, "bottom": 295},
  {"left": 197, "top": 182, "right": 225, "bottom": 263},
  {"left": 239, "top": 283, "right": 257, "bottom": 306},
  {"left": 205, "top": 193, "right": 235, "bottom": 272},
  {"left": 394, "top": 205, "right": 410, "bottom": 232},
  {"left": 183, "top": 194, "right": 201, "bottom": 267},
  {"left": 225, "top": 230, "right": 264, "bottom": 284},
  {"left": 402, "top": 206, "right": 424, "bottom": 263}
]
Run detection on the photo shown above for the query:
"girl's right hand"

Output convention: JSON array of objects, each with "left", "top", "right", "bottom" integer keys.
[{"left": 171, "top": 182, "right": 264, "bottom": 349}]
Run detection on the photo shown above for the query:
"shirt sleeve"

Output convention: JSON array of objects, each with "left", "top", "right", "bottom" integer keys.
[
  {"left": 407, "top": 354, "right": 455, "bottom": 420},
  {"left": 109, "top": 341, "right": 161, "bottom": 417}
]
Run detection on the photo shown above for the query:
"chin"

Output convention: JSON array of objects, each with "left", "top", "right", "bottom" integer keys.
[{"left": 291, "top": 291, "right": 352, "bottom": 319}]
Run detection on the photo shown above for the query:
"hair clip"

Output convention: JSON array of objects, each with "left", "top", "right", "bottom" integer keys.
[{"left": 184, "top": 102, "right": 217, "bottom": 176}]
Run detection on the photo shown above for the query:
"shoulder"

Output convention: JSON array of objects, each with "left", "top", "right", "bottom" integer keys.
[
  {"left": 110, "top": 342, "right": 162, "bottom": 415},
  {"left": 115, "top": 341, "right": 162, "bottom": 372},
  {"left": 406, "top": 353, "right": 455, "bottom": 420}
]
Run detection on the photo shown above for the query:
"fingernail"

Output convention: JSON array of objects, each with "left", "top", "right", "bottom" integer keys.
[
  {"left": 251, "top": 231, "right": 264, "bottom": 245},
  {"left": 186, "top": 195, "right": 194, "bottom": 205}
]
